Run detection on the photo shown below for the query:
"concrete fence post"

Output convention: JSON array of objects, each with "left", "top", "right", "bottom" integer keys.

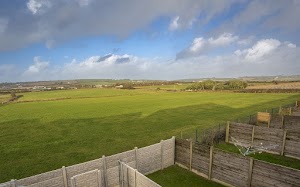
[
  {"left": 134, "top": 169, "right": 137, "bottom": 187},
  {"left": 189, "top": 139, "right": 193, "bottom": 171},
  {"left": 62, "top": 166, "right": 68, "bottom": 187},
  {"left": 134, "top": 147, "right": 138, "bottom": 170},
  {"left": 172, "top": 136, "right": 176, "bottom": 165},
  {"left": 208, "top": 146, "right": 214, "bottom": 180},
  {"left": 10, "top": 179, "right": 16, "bottom": 187},
  {"left": 160, "top": 140, "right": 164, "bottom": 170},
  {"left": 70, "top": 177, "right": 75, "bottom": 187},
  {"left": 102, "top": 155, "right": 108, "bottom": 187},
  {"left": 119, "top": 161, "right": 124, "bottom": 187},
  {"left": 281, "top": 130, "right": 287, "bottom": 156},
  {"left": 97, "top": 170, "right": 102, "bottom": 187}
]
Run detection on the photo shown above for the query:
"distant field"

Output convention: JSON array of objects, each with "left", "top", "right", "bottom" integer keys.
[
  {"left": 247, "top": 81, "right": 300, "bottom": 89},
  {"left": 0, "top": 89, "right": 299, "bottom": 182},
  {"left": 135, "top": 83, "right": 191, "bottom": 91},
  {"left": 0, "top": 94, "right": 10, "bottom": 103}
]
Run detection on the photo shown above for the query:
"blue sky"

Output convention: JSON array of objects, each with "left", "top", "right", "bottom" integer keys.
[{"left": 0, "top": 0, "right": 299, "bottom": 82}]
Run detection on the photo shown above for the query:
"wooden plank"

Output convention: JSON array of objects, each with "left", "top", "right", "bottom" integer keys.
[
  {"left": 248, "top": 158, "right": 253, "bottom": 187},
  {"left": 281, "top": 130, "right": 287, "bottom": 155},
  {"left": 226, "top": 121, "right": 229, "bottom": 143},
  {"left": 251, "top": 126, "right": 255, "bottom": 144},
  {"left": 208, "top": 146, "right": 213, "bottom": 179}
]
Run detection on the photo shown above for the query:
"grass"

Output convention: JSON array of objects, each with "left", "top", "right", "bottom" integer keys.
[
  {"left": 148, "top": 165, "right": 224, "bottom": 187},
  {"left": 0, "top": 89, "right": 299, "bottom": 182},
  {"left": 215, "top": 143, "right": 300, "bottom": 170}
]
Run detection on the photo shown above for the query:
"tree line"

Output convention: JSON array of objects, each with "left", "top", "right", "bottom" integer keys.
[{"left": 186, "top": 80, "right": 248, "bottom": 91}]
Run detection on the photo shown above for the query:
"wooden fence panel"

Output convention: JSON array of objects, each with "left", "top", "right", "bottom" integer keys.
[
  {"left": 211, "top": 149, "right": 250, "bottom": 187},
  {"left": 175, "top": 139, "right": 190, "bottom": 168},
  {"left": 284, "top": 130, "right": 300, "bottom": 159},
  {"left": 253, "top": 126, "right": 283, "bottom": 154},
  {"left": 251, "top": 160, "right": 300, "bottom": 187},
  {"left": 191, "top": 143, "right": 210, "bottom": 176},
  {"left": 228, "top": 122, "right": 253, "bottom": 145},
  {"left": 283, "top": 115, "right": 300, "bottom": 130}
]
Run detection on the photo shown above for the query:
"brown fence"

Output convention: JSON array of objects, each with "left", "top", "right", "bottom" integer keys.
[
  {"left": 225, "top": 122, "right": 300, "bottom": 159},
  {"left": 175, "top": 138, "right": 300, "bottom": 187},
  {"left": 0, "top": 137, "right": 175, "bottom": 187}
]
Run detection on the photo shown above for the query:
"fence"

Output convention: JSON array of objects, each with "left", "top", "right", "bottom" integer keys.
[
  {"left": 119, "top": 162, "right": 161, "bottom": 187},
  {"left": 175, "top": 138, "right": 300, "bottom": 187},
  {"left": 225, "top": 122, "right": 300, "bottom": 159},
  {"left": 0, "top": 137, "right": 175, "bottom": 187},
  {"left": 178, "top": 101, "right": 299, "bottom": 143}
]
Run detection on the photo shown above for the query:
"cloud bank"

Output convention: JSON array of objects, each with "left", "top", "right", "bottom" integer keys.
[{"left": 1, "top": 35, "right": 297, "bottom": 82}]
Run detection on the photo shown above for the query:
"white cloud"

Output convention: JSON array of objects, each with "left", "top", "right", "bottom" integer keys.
[
  {"left": 284, "top": 41, "right": 296, "bottom": 48},
  {"left": 0, "top": 18, "right": 8, "bottom": 33},
  {"left": 25, "top": 56, "right": 49, "bottom": 74},
  {"left": 240, "top": 39, "right": 281, "bottom": 61},
  {"left": 190, "top": 37, "right": 206, "bottom": 52},
  {"left": 27, "top": 0, "right": 51, "bottom": 15},
  {"left": 208, "top": 33, "right": 238, "bottom": 46},
  {"left": 169, "top": 16, "right": 180, "bottom": 31},
  {"left": 177, "top": 33, "right": 239, "bottom": 59}
]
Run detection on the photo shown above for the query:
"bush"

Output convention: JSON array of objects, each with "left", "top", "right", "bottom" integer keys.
[{"left": 226, "top": 80, "right": 247, "bottom": 89}]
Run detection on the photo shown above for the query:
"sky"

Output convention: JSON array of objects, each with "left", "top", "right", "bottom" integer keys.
[{"left": 0, "top": 0, "right": 300, "bottom": 82}]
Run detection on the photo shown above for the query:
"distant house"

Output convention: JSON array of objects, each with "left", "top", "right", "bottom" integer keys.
[
  {"left": 95, "top": 85, "right": 103, "bottom": 88},
  {"left": 33, "top": 86, "right": 47, "bottom": 90},
  {"left": 115, "top": 85, "right": 124, "bottom": 89}
]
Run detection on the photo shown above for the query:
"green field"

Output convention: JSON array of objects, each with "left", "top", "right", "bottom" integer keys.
[{"left": 0, "top": 88, "right": 299, "bottom": 182}]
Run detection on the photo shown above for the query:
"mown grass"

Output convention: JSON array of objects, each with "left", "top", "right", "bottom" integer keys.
[
  {"left": 17, "top": 88, "right": 144, "bottom": 101},
  {"left": 0, "top": 89, "right": 299, "bottom": 182},
  {"left": 215, "top": 143, "right": 300, "bottom": 170},
  {"left": 148, "top": 165, "right": 224, "bottom": 187}
]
